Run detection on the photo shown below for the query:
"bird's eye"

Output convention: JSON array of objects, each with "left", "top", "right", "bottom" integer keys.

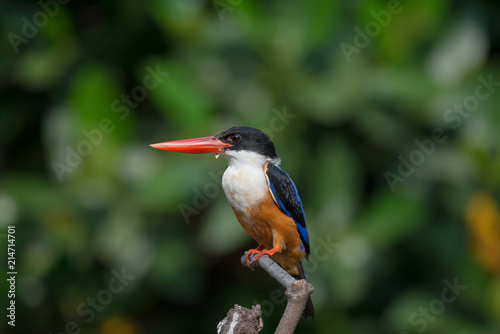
[{"left": 230, "top": 134, "right": 241, "bottom": 143}]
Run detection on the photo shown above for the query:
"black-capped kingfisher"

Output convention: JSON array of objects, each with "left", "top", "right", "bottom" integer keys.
[{"left": 150, "top": 126, "right": 314, "bottom": 319}]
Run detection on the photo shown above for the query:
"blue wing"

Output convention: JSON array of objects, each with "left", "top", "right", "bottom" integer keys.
[{"left": 265, "top": 162, "right": 310, "bottom": 258}]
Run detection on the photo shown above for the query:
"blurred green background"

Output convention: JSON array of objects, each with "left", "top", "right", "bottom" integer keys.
[{"left": 1, "top": 0, "right": 500, "bottom": 333}]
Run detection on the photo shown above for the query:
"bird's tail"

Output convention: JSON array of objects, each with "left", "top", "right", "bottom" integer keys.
[{"left": 293, "top": 263, "right": 315, "bottom": 320}]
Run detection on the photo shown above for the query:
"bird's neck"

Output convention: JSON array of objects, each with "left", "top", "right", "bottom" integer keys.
[
  {"left": 223, "top": 151, "right": 281, "bottom": 168},
  {"left": 221, "top": 151, "right": 269, "bottom": 214}
]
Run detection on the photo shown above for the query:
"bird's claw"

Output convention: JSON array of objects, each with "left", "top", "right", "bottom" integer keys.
[
  {"left": 245, "top": 245, "right": 266, "bottom": 268},
  {"left": 244, "top": 246, "right": 279, "bottom": 269},
  {"left": 245, "top": 255, "right": 257, "bottom": 270}
]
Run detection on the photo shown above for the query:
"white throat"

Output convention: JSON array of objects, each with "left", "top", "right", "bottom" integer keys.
[{"left": 221, "top": 150, "right": 277, "bottom": 215}]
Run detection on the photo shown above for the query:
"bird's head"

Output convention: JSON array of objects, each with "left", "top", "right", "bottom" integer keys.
[{"left": 150, "top": 126, "right": 280, "bottom": 165}]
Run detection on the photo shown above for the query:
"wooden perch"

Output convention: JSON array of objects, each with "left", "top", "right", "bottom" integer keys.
[{"left": 217, "top": 253, "right": 314, "bottom": 334}]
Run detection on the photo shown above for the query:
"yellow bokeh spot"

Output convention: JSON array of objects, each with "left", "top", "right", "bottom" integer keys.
[
  {"left": 466, "top": 192, "right": 500, "bottom": 274},
  {"left": 100, "top": 317, "right": 135, "bottom": 334}
]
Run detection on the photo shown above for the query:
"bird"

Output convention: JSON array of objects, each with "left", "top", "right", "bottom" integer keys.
[{"left": 150, "top": 126, "right": 314, "bottom": 319}]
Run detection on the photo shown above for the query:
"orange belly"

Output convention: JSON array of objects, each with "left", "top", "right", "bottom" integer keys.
[{"left": 231, "top": 191, "right": 305, "bottom": 275}]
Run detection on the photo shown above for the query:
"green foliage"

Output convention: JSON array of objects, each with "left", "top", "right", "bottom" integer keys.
[{"left": 1, "top": 0, "right": 500, "bottom": 333}]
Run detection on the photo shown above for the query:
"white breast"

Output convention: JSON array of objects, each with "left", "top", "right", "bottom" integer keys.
[{"left": 221, "top": 151, "right": 268, "bottom": 219}]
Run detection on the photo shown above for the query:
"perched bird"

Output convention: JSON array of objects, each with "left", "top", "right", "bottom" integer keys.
[{"left": 151, "top": 126, "right": 314, "bottom": 319}]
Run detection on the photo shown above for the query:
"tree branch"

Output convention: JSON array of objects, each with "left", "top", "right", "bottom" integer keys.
[
  {"left": 217, "top": 304, "right": 263, "bottom": 334},
  {"left": 217, "top": 253, "right": 314, "bottom": 333},
  {"left": 241, "top": 254, "right": 296, "bottom": 289},
  {"left": 274, "top": 279, "right": 313, "bottom": 334}
]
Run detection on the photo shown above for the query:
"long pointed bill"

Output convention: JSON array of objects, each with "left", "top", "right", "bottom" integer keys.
[{"left": 150, "top": 136, "right": 232, "bottom": 154}]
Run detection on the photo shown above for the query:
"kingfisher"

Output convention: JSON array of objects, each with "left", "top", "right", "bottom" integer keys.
[{"left": 150, "top": 126, "right": 314, "bottom": 319}]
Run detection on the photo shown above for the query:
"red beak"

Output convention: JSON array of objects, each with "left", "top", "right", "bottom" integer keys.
[{"left": 150, "top": 136, "right": 232, "bottom": 154}]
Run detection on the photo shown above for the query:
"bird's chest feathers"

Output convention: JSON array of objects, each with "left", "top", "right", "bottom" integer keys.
[{"left": 222, "top": 158, "right": 268, "bottom": 220}]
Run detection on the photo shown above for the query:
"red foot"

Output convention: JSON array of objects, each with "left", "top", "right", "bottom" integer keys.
[
  {"left": 245, "top": 245, "right": 265, "bottom": 266},
  {"left": 253, "top": 247, "right": 279, "bottom": 261},
  {"left": 245, "top": 246, "right": 280, "bottom": 267}
]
